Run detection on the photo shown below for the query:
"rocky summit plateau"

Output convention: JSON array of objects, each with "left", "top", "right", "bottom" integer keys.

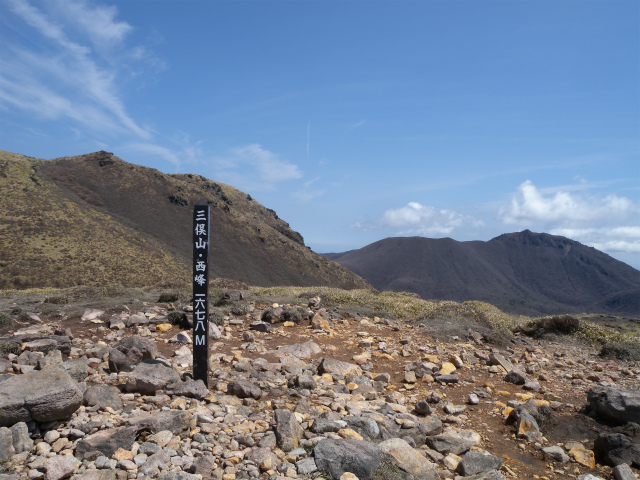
[{"left": 0, "top": 286, "right": 639, "bottom": 480}]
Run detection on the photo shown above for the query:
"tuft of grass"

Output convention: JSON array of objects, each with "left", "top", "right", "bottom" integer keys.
[
  {"left": 0, "top": 459, "right": 15, "bottom": 474},
  {"left": 0, "top": 341, "right": 20, "bottom": 356},
  {"left": 0, "top": 312, "right": 11, "bottom": 326}
]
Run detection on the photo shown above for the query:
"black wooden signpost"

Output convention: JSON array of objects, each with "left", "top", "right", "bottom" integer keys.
[{"left": 193, "top": 199, "right": 209, "bottom": 386}]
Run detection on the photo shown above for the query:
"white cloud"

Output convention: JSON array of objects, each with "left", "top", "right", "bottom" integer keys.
[
  {"left": 1, "top": 0, "right": 152, "bottom": 139},
  {"left": 498, "top": 180, "right": 639, "bottom": 226},
  {"left": 551, "top": 228, "right": 640, "bottom": 254},
  {"left": 500, "top": 181, "right": 640, "bottom": 257},
  {"left": 354, "top": 202, "right": 484, "bottom": 236}
]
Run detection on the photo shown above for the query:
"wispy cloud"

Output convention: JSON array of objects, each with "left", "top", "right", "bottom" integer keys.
[
  {"left": 123, "top": 142, "right": 182, "bottom": 170},
  {"left": 342, "top": 119, "right": 366, "bottom": 141},
  {"left": 353, "top": 201, "right": 484, "bottom": 236},
  {"left": 212, "top": 144, "right": 303, "bottom": 191},
  {"left": 0, "top": 0, "right": 154, "bottom": 139}
]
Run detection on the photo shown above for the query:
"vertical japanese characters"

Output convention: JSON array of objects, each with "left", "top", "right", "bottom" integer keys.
[{"left": 193, "top": 199, "right": 209, "bottom": 386}]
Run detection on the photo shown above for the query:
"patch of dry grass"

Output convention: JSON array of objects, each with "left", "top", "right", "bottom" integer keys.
[{"left": 250, "top": 285, "right": 526, "bottom": 333}]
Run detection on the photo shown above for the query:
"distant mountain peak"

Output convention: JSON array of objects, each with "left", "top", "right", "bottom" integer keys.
[{"left": 327, "top": 233, "right": 639, "bottom": 316}]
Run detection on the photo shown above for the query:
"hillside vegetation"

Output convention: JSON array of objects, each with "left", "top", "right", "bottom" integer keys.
[{"left": 0, "top": 150, "right": 369, "bottom": 290}]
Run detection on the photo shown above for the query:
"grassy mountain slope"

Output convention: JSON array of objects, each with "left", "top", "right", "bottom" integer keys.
[
  {"left": 325, "top": 232, "right": 640, "bottom": 316},
  {"left": 0, "top": 150, "right": 369, "bottom": 290}
]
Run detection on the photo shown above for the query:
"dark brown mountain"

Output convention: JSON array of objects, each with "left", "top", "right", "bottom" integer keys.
[
  {"left": 324, "top": 232, "right": 640, "bottom": 316},
  {"left": 0, "top": 149, "right": 369, "bottom": 290}
]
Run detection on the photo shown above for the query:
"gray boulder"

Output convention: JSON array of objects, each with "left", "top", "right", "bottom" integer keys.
[
  {"left": 165, "top": 379, "right": 208, "bottom": 399},
  {"left": 489, "top": 352, "right": 512, "bottom": 371},
  {"left": 125, "top": 359, "right": 180, "bottom": 395},
  {"left": 294, "top": 374, "right": 317, "bottom": 390},
  {"left": 190, "top": 454, "right": 216, "bottom": 478},
  {"left": 43, "top": 455, "right": 77, "bottom": 480},
  {"left": 344, "top": 416, "right": 381, "bottom": 440},
  {"left": 126, "top": 410, "right": 191, "bottom": 435},
  {"left": 504, "top": 368, "right": 527, "bottom": 385},
  {"left": 542, "top": 445, "right": 570, "bottom": 463},
  {"left": 588, "top": 386, "right": 640, "bottom": 425},
  {"left": 0, "top": 427, "right": 15, "bottom": 460},
  {"left": 0, "top": 359, "right": 11, "bottom": 373},
  {"left": 109, "top": 336, "right": 157, "bottom": 372},
  {"left": 227, "top": 380, "right": 262, "bottom": 399},
  {"left": 378, "top": 438, "right": 439, "bottom": 479},
  {"left": 317, "top": 357, "right": 362, "bottom": 377},
  {"left": 594, "top": 433, "right": 640, "bottom": 467},
  {"left": 9, "top": 334, "right": 71, "bottom": 356},
  {"left": 57, "top": 360, "right": 89, "bottom": 383},
  {"left": 17, "top": 351, "right": 41, "bottom": 366},
  {"left": 426, "top": 433, "right": 476, "bottom": 455},
  {"left": 70, "top": 471, "right": 116, "bottom": 480},
  {"left": 0, "top": 368, "right": 83, "bottom": 427},
  {"left": 75, "top": 426, "right": 140, "bottom": 459},
  {"left": 37, "top": 350, "right": 63, "bottom": 370},
  {"left": 83, "top": 385, "right": 123, "bottom": 411},
  {"left": 462, "top": 472, "right": 508, "bottom": 480},
  {"left": 612, "top": 463, "right": 637, "bottom": 480},
  {"left": 139, "top": 450, "right": 171, "bottom": 477},
  {"left": 157, "top": 473, "right": 200, "bottom": 480},
  {"left": 457, "top": 451, "right": 504, "bottom": 476},
  {"left": 313, "top": 438, "right": 382, "bottom": 480},
  {"left": 10, "top": 421, "right": 33, "bottom": 454},
  {"left": 277, "top": 341, "right": 321, "bottom": 359},
  {"left": 274, "top": 409, "right": 303, "bottom": 452}
]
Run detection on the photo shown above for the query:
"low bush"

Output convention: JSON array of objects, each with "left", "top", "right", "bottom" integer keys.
[
  {"left": 281, "top": 307, "right": 306, "bottom": 323},
  {"left": 158, "top": 292, "right": 180, "bottom": 303},
  {"left": 517, "top": 315, "right": 580, "bottom": 338},
  {"left": 44, "top": 295, "right": 68, "bottom": 304},
  {"left": 168, "top": 311, "right": 187, "bottom": 326},
  {"left": 599, "top": 342, "right": 640, "bottom": 361}
]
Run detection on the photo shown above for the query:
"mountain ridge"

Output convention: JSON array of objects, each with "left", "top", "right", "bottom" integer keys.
[
  {"left": 324, "top": 232, "right": 640, "bottom": 316},
  {"left": 0, "top": 149, "right": 369, "bottom": 290}
]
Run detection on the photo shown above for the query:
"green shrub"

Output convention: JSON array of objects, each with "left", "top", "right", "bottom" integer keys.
[
  {"left": 533, "top": 405, "right": 555, "bottom": 432},
  {"left": 158, "top": 292, "right": 179, "bottom": 303},
  {"left": 599, "top": 342, "right": 640, "bottom": 361},
  {"left": 44, "top": 295, "right": 68, "bottom": 304},
  {"left": 210, "top": 309, "right": 225, "bottom": 326},
  {"left": 281, "top": 307, "right": 305, "bottom": 323},
  {"left": 517, "top": 315, "right": 580, "bottom": 338},
  {"left": 168, "top": 311, "right": 187, "bottom": 326},
  {"left": 0, "top": 341, "right": 20, "bottom": 356},
  {"left": 227, "top": 301, "right": 251, "bottom": 316},
  {"left": 0, "top": 313, "right": 11, "bottom": 326}
]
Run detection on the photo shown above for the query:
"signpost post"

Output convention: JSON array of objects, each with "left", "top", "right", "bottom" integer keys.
[{"left": 193, "top": 199, "right": 209, "bottom": 386}]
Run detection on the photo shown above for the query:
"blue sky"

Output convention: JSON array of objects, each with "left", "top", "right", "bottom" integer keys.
[{"left": 1, "top": 0, "right": 639, "bottom": 269}]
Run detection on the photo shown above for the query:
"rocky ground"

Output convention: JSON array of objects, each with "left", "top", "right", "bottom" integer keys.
[{"left": 0, "top": 290, "right": 639, "bottom": 480}]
